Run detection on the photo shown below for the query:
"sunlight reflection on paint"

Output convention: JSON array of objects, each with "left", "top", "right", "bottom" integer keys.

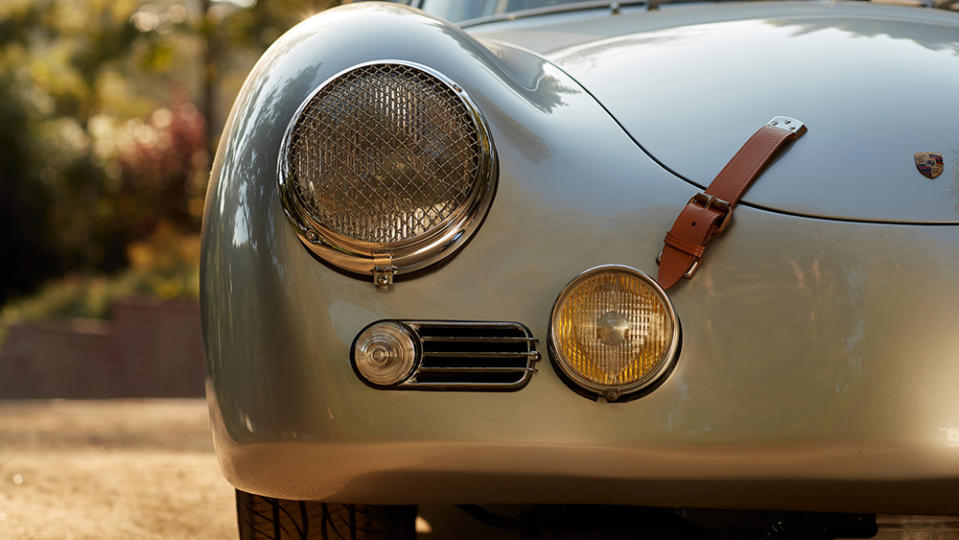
[{"left": 939, "top": 428, "right": 959, "bottom": 447}]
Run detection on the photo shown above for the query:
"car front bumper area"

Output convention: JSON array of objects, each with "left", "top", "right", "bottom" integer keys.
[
  {"left": 204, "top": 167, "right": 959, "bottom": 513},
  {"left": 201, "top": 4, "right": 959, "bottom": 511}
]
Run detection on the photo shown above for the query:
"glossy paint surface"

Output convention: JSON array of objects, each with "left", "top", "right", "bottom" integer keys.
[
  {"left": 201, "top": 2, "right": 959, "bottom": 511},
  {"left": 474, "top": 1, "right": 959, "bottom": 224}
]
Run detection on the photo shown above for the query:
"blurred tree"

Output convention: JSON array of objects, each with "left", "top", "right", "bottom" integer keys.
[
  {"left": 0, "top": 0, "right": 195, "bottom": 304},
  {"left": 0, "top": 75, "right": 60, "bottom": 305},
  {"left": 197, "top": 0, "right": 338, "bottom": 155},
  {"left": 0, "top": 0, "right": 337, "bottom": 306}
]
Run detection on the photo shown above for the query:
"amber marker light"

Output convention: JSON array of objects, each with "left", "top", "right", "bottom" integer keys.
[{"left": 549, "top": 265, "right": 680, "bottom": 401}]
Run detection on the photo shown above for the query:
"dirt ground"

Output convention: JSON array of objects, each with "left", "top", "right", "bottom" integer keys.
[
  {"left": 1, "top": 400, "right": 958, "bottom": 540},
  {"left": 0, "top": 399, "right": 517, "bottom": 540},
  {"left": 0, "top": 399, "right": 233, "bottom": 539}
]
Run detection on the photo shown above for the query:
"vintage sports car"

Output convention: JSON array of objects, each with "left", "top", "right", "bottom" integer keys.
[{"left": 201, "top": 0, "right": 959, "bottom": 537}]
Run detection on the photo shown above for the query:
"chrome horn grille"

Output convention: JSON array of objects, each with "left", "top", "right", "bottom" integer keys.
[{"left": 353, "top": 321, "right": 540, "bottom": 390}]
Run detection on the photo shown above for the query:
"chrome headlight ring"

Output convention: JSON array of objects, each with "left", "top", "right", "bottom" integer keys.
[{"left": 278, "top": 60, "right": 497, "bottom": 286}]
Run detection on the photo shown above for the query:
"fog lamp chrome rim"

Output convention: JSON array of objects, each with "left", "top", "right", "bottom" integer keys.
[
  {"left": 277, "top": 59, "right": 497, "bottom": 280},
  {"left": 548, "top": 265, "right": 680, "bottom": 401},
  {"left": 352, "top": 321, "right": 419, "bottom": 387}
]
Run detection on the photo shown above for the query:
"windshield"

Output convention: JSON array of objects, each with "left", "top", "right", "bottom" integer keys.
[
  {"left": 410, "top": 0, "right": 612, "bottom": 22},
  {"left": 378, "top": 0, "right": 958, "bottom": 21}
]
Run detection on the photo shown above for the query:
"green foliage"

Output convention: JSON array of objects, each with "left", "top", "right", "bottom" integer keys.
[
  {"left": 0, "top": 0, "right": 338, "bottom": 308},
  {"left": 217, "top": 0, "right": 340, "bottom": 50},
  {"left": 0, "top": 226, "right": 200, "bottom": 342},
  {"left": 0, "top": 73, "right": 62, "bottom": 302},
  {"left": 0, "top": 0, "right": 199, "bottom": 303}
]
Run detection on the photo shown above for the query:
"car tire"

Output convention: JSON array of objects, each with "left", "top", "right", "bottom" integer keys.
[{"left": 235, "top": 490, "right": 417, "bottom": 540}]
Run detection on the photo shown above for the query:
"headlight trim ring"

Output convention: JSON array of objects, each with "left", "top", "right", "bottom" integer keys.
[{"left": 278, "top": 60, "right": 497, "bottom": 284}]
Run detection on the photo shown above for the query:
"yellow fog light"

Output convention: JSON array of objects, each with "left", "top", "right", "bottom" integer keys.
[{"left": 549, "top": 265, "right": 679, "bottom": 401}]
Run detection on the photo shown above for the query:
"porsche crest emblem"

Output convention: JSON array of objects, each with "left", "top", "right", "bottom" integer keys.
[{"left": 915, "top": 152, "right": 944, "bottom": 179}]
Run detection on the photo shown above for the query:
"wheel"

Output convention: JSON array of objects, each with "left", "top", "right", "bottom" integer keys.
[{"left": 235, "top": 490, "right": 417, "bottom": 540}]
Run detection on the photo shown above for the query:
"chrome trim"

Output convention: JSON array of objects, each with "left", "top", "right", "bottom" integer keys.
[
  {"left": 767, "top": 115, "right": 806, "bottom": 135},
  {"left": 548, "top": 264, "right": 681, "bottom": 401},
  {"left": 351, "top": 320, "right": 540, "bottom": 391},
  {"left": 277, "top": 60, "right": 497, "bottom": 284}
]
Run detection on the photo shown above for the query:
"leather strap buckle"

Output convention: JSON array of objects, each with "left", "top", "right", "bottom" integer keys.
[
  {"left": 655, "top": 116, "right": 807, "bottom": 290},
  {"left": 656, "top": 250, "right": 700, "bottom": 279},
  {"left": 689, "top": 192, "right": 733, "bottom": 233}
]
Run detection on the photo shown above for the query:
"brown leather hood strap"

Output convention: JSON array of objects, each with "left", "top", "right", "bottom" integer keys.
[{"left": 657, "top": 116, "right": 807, "bottom": 290}]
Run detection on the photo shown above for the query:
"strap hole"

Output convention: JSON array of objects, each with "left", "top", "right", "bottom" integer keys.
[{"left": 691, "top": 221, "right": 696, "bottom": 227}]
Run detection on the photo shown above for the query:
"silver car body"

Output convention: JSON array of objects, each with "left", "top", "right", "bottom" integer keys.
[{"left": 201, "top": 1, "right": 959, "bottom": 513}]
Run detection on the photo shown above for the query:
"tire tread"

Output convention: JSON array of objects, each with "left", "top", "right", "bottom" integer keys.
[{"left": 236, "top": 490, "right": 415, "bottom": 540}]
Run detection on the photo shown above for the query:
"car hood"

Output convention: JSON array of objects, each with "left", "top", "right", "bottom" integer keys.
[{"left": 472, "top": 2, "right": 959, "bottom": 223}]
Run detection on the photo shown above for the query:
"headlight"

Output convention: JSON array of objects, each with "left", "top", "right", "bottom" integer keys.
[
  {"left": 549, "top": 265, "right": 680, "bottom": 401},
  {"left": 278, "top": 61, "right": 496, "bottom": 286}
]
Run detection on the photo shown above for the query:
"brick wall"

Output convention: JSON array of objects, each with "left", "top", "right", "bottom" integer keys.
[{"left": 0, "top": 299, "right": 205, "bottom": 399}]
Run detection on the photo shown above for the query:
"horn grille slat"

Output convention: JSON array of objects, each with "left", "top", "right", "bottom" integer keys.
[{"left": 389, "top": 321, "right": 539, "bottom": 390}]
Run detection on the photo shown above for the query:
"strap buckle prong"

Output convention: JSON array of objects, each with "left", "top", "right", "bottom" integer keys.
[
  {"left": 656, "top": 250, "right": 700, "bottom": 279},
  {"left": 689, "top": 192, "right": 733, "bottom": 233}
]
